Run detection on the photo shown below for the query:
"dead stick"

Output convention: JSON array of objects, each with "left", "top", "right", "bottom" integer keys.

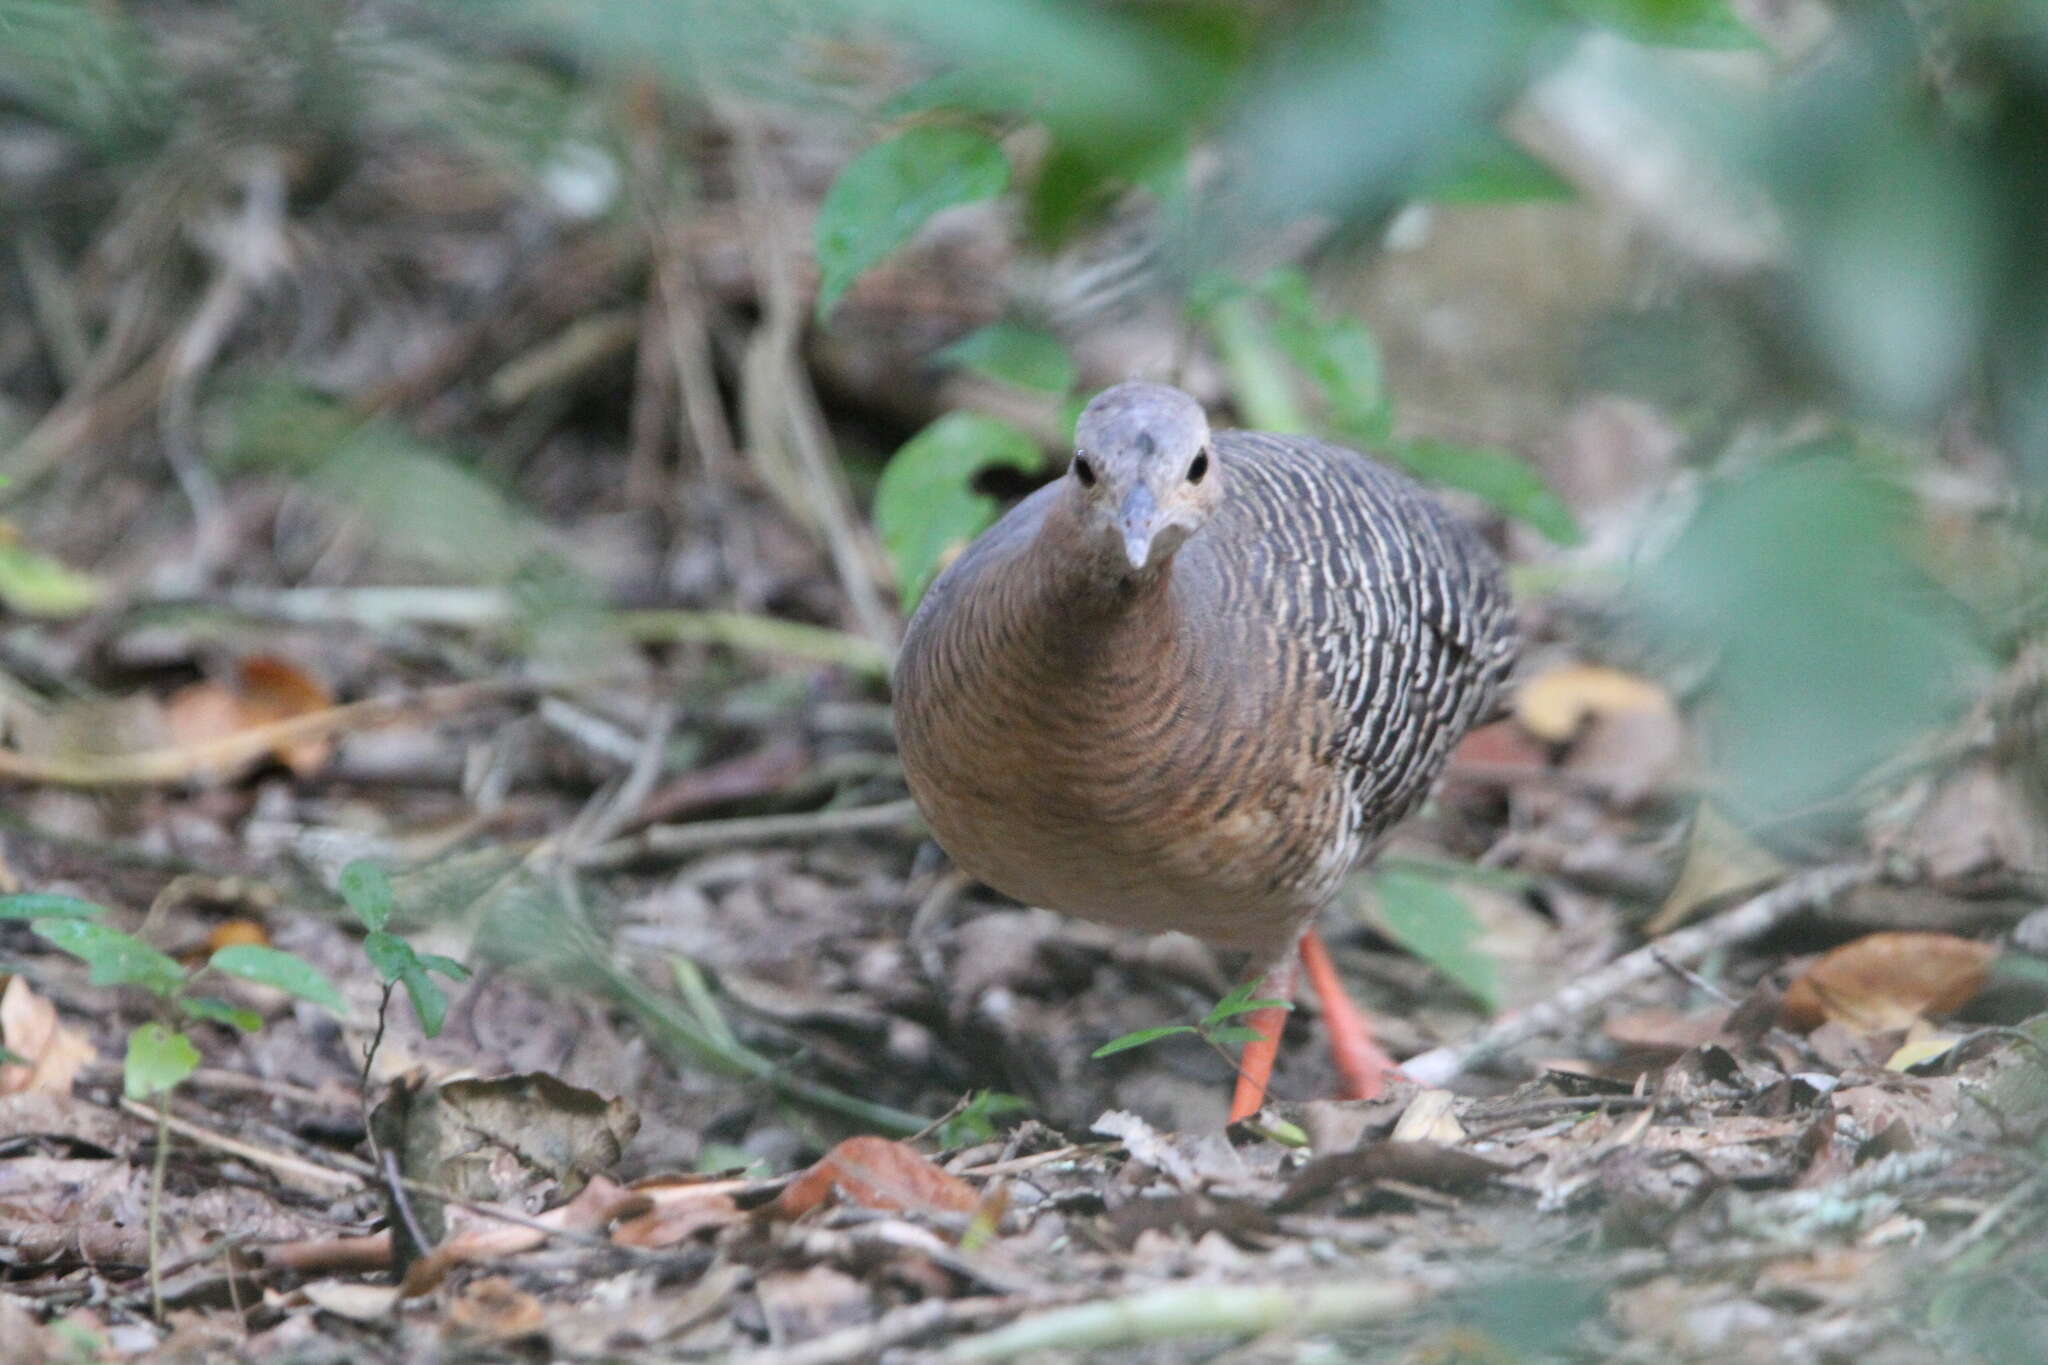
[{"left": 1402, "top": 861, "right": 1878, "bottom": 1086}]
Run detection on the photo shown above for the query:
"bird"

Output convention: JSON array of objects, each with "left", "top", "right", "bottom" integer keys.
[{"left": 892, "top": 381, "right": 1517, "bottom": 1121}]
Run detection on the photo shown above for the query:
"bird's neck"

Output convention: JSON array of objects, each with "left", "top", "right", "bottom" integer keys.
[{"left": 1005, "top": 497, "right": 1190, "bottom": 684}]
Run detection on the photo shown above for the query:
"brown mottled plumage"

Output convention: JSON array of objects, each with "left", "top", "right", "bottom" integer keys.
[{"left": 893, "top": 381, "right": 1516, "bottom": 1110}]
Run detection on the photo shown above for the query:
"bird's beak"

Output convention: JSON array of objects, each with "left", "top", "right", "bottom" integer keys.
[{"left": 1117, "top": 485, "right": 1159, "bottom": 570}]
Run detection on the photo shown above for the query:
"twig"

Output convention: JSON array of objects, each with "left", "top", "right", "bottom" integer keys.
[
  {"left": 936, "top": 1275, "right": 1441, "bottom": 1362},
  {"left": 0, "top": 678, "right": 517, "bottom": 788},
  {"left": 147, "top": 1094, "right": 171, "bottom": 1322},
  {"left": 153, "top": 589, "right": 893, "bottom": 674},
  {"left": 119, "top": 1097, "right": 358, "bottom": 1193},
  {"left": 1402, "top": 862, "right": 1878, "bottom": 1086},
  {"left": 734, "top": 1295, "right": 1041, "bottom": 1365},
  {"left": 580, "top": 798, "right": 924, "bottom": 870}
]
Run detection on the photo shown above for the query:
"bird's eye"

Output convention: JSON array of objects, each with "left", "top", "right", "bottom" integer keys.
[
  {"left": 1187, "top": 450, "right": 1209, "bottom": 484},
  {"left": 1073, "top": 455, "right": 1097, "bottom": 487}
]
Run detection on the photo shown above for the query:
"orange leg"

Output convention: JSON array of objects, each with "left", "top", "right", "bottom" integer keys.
[
  {"left": 1297, "top": 928, "right": 1400, "bottom": 1101},
  {"left": 1227, "top": 930, "right": 1400, "bottom": 1122}
]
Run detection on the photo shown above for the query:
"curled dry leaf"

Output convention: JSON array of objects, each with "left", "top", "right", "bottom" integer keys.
[
  {"left": 447, "top": 1276, "right": 547, "bottom": 1342},
  {"left": 1779, "top": 932, "right": 1998, "bottom": 1034},
  {"left": 0, "top": 976, "right": 97, "bottom": 1095},
  {"left": 771, "top": 1135, "right": 978, "bottom": 1220},
  {"left": 1515, "top": 663, "right": 1675, "bottom": 744},
  {"left": 164, "top": 655, "right": 337, "bottom": 780},
  {"left": 203, "top": 919, "right": 270, "bottom": 954}
]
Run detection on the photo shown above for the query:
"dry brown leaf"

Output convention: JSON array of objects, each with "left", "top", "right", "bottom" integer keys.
[
  {"left": 234, "top": 656, "right": 336, "bottom": 775},
  {"left": 203, "top": 919, "right": 270, "bottom": 954},
  {"left": 1779, "top": 932, "right": 1998, "bottom": 1033},
  {"left": 611, "top": 1175, "right": 748, "bottom": 1248},
  {"left": 1389, "top": 1089, "right": 1467, "bottom": 1144},
  {"left": 772, "top": 1136, "right": 978, "bottom": 1220},
  {"left": 0, "top": 975, "right": 97, "bottom": 1095},
  {"left": 1647, "top": 802, "right": 1784, "bottom": 935},
  {"left": 446, "top": 1276, "right": 546, "bottom": 1342},
  {"left": 163, "top": 656, "right": 336, "bottom": 780},
  {"left": 1515, "top": 663, "right": 1675, "bottom": 744}
]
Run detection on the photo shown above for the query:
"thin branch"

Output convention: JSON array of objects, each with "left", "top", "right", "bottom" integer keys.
[{"left": 1402, "top": 861, "right": 1878, "bottom": 1086}]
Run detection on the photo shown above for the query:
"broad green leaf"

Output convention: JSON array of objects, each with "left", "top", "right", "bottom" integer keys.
[
  {"left": 875, "top": 412, "right": 1045, "bottom": 610},
  {"left": 1091, "top": 1024, "right": 1199, "bottom": 1058},
  {"left": 1203, "top": 981, "right": 1293, "bottom": 1027},
  {"left": 362, "top": 929, "right": 418, "bottom": 984},
  {"left": 398, "top": 966, "right": 448, "bottom": 1038},
  {"left": 1389, "top": 438, "right": 1582, "bottom": 546},
  {"left": 124, "top": 1023, "right": 199, "bottom": 1100},
  {"left": 339, "top": 861, "right": 393, "bottom": 932},
  {"left": 1564, "top": 0, "right": 1762, "bottom": 49},
  {"left": 33, "top": 920, "right": 184, "bottom": 997},
  {"left": 939, "top": 322, "right": 1077, "bottom": 394},
  {"left": 1367, "top": 869, "right": 1498, "bottom": 1009},
  {"left": 814, "top": 125, "right": 1010, "bottom": 318},
  {"left": 180, "top": 997, "right": 262, "bottom": 1033},
  {"left": 0, "top": 894, "right": 105, "bottom": 922},
  {"left": 1257, "top": 269, "right": 1391, "bottom": 444},
  {"left": 1417, "top": 130, "right": 1574, "bottom": 204},
  {"left": 416, "top": 952, "right": 470, "bottom": 982},
  {"left": 208, "top": 946, "right": 346, "bottom": 1014},
  {"left": 0, "top": 544, "right": 102, "bottom": 617}
]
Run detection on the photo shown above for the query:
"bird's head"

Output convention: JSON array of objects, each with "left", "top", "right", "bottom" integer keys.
[{"left": 1067, "top": 382, "right": 1218, "bottom": 575}]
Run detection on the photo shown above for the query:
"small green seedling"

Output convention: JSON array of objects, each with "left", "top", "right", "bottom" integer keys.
[
  {"left": 935, "top": 1089, "right": 1032, "bottom": 1149},
  {"left": 0, "top": 893, "right": 344, "bottom": 1100},
  {"left": 337, "top": 859, "right": 470, "bottom": 1041},
  {"left": 1092, "top": 981, "right": 1294, "bottom": 1061}
]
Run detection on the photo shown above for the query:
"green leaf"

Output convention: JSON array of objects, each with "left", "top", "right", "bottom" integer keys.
[
  {"left": 339, "top": 861, "right": 393, "bottom": 931},
  {"left": 362, "top": 929, "right": 418, "bottom": 984},
  {"left": 1256, "top": 269, "right": 1391, "bottom": 444},
  {"left": 0, "top": 894, "right": 105, "bottom": 922},
  {"left": 1202, "top": 981, "right": 1293, "bottom": 1027},
  {"left": 124, "top": 1023, "right": 199, "bottom": 1100},
  {"left": 1368, "top": 869, "right": 1498, "bottom": 1009},
  {"left": 0, "top": 544, "right": 102, "bottom": 617},
  {"left": 875, "top": 412, "right": 1046, "bottom": 610},
  {"left": 1416, "top": 130, "right": 1574, "bottom": 205},
  {"left": 32, "top": 920, "right": 184, "bottom": 997},
  {"left": 208, "top": 946, "right": 346, "bottom": 1014},
  {"left": 1204, "top": 1024, "right": 1273, "bottom": 1047},
  {"left": 814, "top": 124, "right": 1010, "bottom": 319},
  {"left": 1091, "top": 1024, "right": 1199, "bottom": 1058},
  {"left": 1388, "top": 438, "right": 1581, "bottom": 545},
  {"left": 398, "top": 966, "right": 449, "bottom": 1038},
  {"left": 180, "top": 997, "right": 263, "bottom": 1033},
  {"left": 1563, "top": 0, "right": 1762, "bottom": 49},
  {"left": 938, "top": 322, "right": 1077, "bottom": 394},
  {"left": 416, "top": 953, "right": 470, "bottom": 983}
]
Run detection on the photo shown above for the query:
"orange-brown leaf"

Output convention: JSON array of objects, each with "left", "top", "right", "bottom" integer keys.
[
  {"left": 235, "top": 656, "right": 336, "bottom": 775},
  {"left": 772, "top": 1136, "right": 977, "bottom": 1220},
  {"left": 1779, "top": 932, "right": 1997, "bottom": 1034},
  {"left": 0, "top": 975, "right": 97, "bottom": 1095}
]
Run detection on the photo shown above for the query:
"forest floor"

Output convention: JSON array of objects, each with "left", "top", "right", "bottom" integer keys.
[{"left": 2, "top": 459, "right": 2045, "bottom": 1364}]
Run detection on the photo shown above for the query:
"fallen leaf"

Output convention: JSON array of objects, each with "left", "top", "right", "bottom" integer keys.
[
  {"left": 234, "top": 656, "right": 336, "bottom": 775},
  {"left": 1516, "top": 663, "right": 1674, "bottom": 744},
  {"left": 772, "top": 1136, "right": 978, "bottom": 1220},
  {"left": 446, "top": 1276, "right": 546, "bottom": 1342},
  {"left": 163, "top": 656, "right": 337, "bottom": 781},
  {"left": 1389, "top": 1090, "right": 1467, "bottom": 1144},
  {"left": 1883, "top": 1019, "right": 1964, "bottom": 1072},
  {"left": 0, "top": 976, "right": 97, "bottom": 1095},
  {"left": 1779, "top": 932, "right": 1998, "bottom": 1033},
  {"left": 1647, "top": 802, "right": 1784, "bottom": 935},
  {"left": 297, "top": 1280, "right": 401, "bottom": 1321},
  {"left": 611, "top": 1176, "right": 747, "bottom": 1247},
  {"left": 203, "top": 919, "right": 270, "bottom": 954}
]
